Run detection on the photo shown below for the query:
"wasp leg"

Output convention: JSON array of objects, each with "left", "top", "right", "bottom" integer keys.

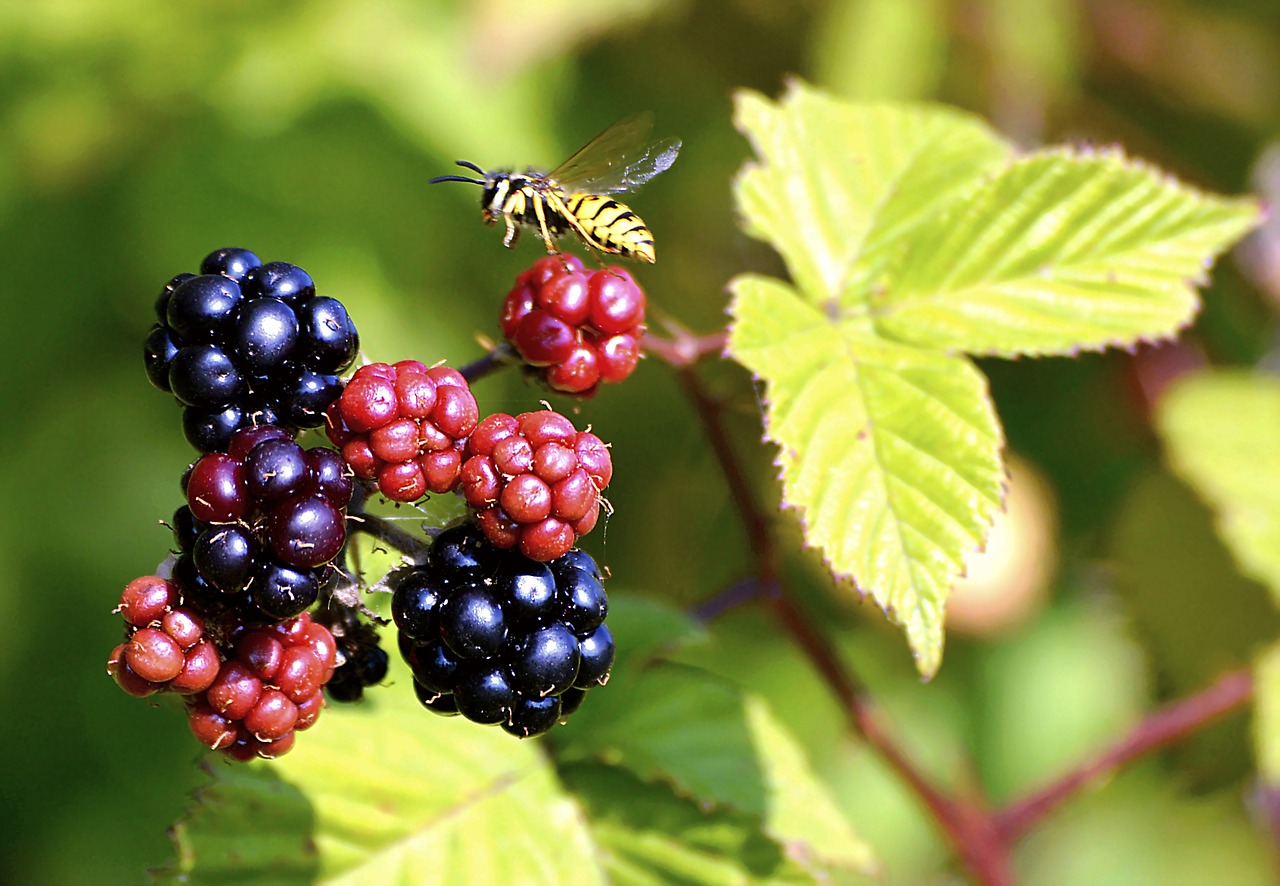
[
  {"left": 530, "top": 195, "right": 577, "bottom": 271},
  {"left": 502, "top": 219, "right": 521, "bottom": 248}
]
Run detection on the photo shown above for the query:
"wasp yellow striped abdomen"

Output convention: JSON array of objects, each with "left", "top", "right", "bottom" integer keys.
[{"left": 429, "top": 114, "right": 680, "bottom": 263}]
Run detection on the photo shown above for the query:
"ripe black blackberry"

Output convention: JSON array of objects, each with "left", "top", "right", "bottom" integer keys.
[
  {"left": 392, "top": 522, "right": 614, "bottom": 738},
  {"left": 318, "top": 607, "right": 390, "bottom": 702},
  {"left": 176, "top": 426, "right": 352, "bottom": 624},
  {"left": 144, "top": 247, "right": 360, "bottom": 452}
]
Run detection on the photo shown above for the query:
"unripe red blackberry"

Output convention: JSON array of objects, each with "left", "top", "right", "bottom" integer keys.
[
  {"left": 326, "top": 361, "right": 478, "bottom": 502},
  {"left": 501, "top": 255, "right": 647, "bottom": 395},
  {"left": 461, "top": 411, "right": 611, "bottom": 562}
]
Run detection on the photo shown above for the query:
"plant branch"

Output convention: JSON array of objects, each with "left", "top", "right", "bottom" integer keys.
[
  {"left": 995, "top": 667, "right": 1255, "bottom": 841},
  {"left": 459, "top": 341, "right": 520, "bottom": 385}
]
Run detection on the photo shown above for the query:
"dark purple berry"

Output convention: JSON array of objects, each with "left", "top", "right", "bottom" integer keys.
[
  {"left": 551, "top": 548, "right": 603, "bottom": 580},
  {"left": 391, "top": 570, "right": 446, "bottom": 640},
  {"left": 429, "top": 523, "right": 495, "bottom": 579},
  {"left": 279, "top": 369, "right": 342, "bottom": 428},
  {"left": 510, "top": 623, "right": 580, "bottom": 697},
  {"left": 453, "top": 664, "right": 515, "bottom": 724},
  {"left": 252, "top": 560, "right": 319, "bottom": 620},
  {"left": 500, "top": 559, "right": 557, "bottom": 626},
  {"left": 267, "top": 494, "right": 346, "bottom": 568},
  {"left": 405, "top": 639, "right": 461, "bottom": 694},
  {"left": 168, "top": 344, "right": 242, "bottom": 407},
  {"left": 575, "top": 625, "right": 614, "bottom": 688},
  {"left": 305, "top": 448, "right": 353, "bottom": 506},
  {"left": 174, "top": 554, "right": 226, "bottom": 614},
  {"left": 156, "top": 273, "right": 196, "bottom": 323},
  {"left": 243, "top": 262, "right": 315, "bottom": 305},
  {"left": 181, "top": 404, "right": 243, "bottom": 453},
  {"left": 171, "top": 505, "right": 205, "bottom": 553},
  {"left": 166, "top": 275, "right": 244, "bottom": 341},
  {"left": 244, "top": 439, "right": 308, "bottom": 506},
  {"left": 144, "top": 325, "right": 180, "bottom": 392},
  {"left": 558, "top": 686, "right": 587, "bottom": 717},
  {"left": 201, "top": 247, "right": 262, "bottom": 281},
  {"left": 413, "top": 680, "right": 459, "bottom": 715},
  {"left": 232, "top": 298, "right": 299, "bottom": 374},
  {"left": 438, "top": 584, "right": 506, "bottom": 659},
  {"left": 193, "top": 524, "right": 256, "bottom": 593},
  {"left": 326, "top": 665, "right": 364, "bottom": 702},
  {"left": 298, "top": 296, "right": 359, "bottom": 373},
  {"left": 502, "top": 695, "right": 561, "bottom": 738},
  {"left": 557, "top": 568, "right": 608, "bottom": 635}
]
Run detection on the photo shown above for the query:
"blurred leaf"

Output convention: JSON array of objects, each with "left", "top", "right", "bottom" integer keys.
[
  {"left": 1016, "top": 770, "right": 1272, "bottom": 886},
  {"left": 1110, "top": 469, "right": 1278, "bottom": 693},
  {"left": 1157, "top": 370, "right": 1280, "bottom": 606},
  {"left": 982, "top": 0, "right": 1081, "bottom": 140},
  {"left": 1255, "top": 641, "right": 1280, "bottom": 783},
  {"left": 810, "top": 0, "right": 948, "bottom": 101},
  {"left": 159, "top": 661, "right": 603, "bottom": 885},
  {"left": 468, "top": 0, "right": 675, "bottom": 80},
  {"left": 729, "top": 82, "right": 1259, "bottom": 675},
  {"left": 562, "top": 764, "right": 814, "bottom": 886},
  {"left": 976, "top": 600, "right": 1147, "bottom": 801},
  {"left": 745, "top": 695, "right": 877, "bottom": 876}
]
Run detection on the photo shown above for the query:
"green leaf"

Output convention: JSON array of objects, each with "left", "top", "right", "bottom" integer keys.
[
  {"left": 728, "top": 275, "right": 1005, "bottom": 676},
  {"left": 745, "top": 695, "right": 877, "bottom": 876},
  {"left": 730, "top": 80, "right": 1259, "bottom": 675},
  {"left": 1255, "top": 641, "right": 1280, "bottom": 783},
  {"left": 561, "top": 764, "right": 814, "bottom": 886},
  {"left": 554, "top": 658, "right": 765, "bottom": 813},
  {"left": 158, "top": 659, "right": 603, "bottom": 886},
  {"left": 875, "top": 149, "right": 1261, "bottom": 356},
  {"left": 735, "top": 86, "right": 1011, "bottom": 308},
  {"left": 1156, "top": 370, "right": 1280, "bottom": 606}
]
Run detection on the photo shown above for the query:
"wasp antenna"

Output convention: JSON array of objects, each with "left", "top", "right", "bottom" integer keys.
[
  {"left": 428, "top": 175, "right": 485, "bottom": 186},
  {"left": 454, "top": 160, "right": 486, "bottom": 175}
]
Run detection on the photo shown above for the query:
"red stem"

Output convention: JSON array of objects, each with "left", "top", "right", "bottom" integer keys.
[{"left": 995, "top": 668, "right": 1255, "bottom": 840}]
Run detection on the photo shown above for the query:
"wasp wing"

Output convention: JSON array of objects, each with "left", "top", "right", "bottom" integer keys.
[{"left": 550, "top": 113, "right": 681, "bottom": 195}]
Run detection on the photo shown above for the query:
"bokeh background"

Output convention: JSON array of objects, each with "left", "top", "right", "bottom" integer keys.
[{"left": 5, "top": 0, "right": 1280, "bottom": 882}]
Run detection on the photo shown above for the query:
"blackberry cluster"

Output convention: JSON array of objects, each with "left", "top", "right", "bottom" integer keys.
[
  {"left": 501, "top": 254, "right": 646, "bottom": 395},
  {"left": 174, "top": 425, "right": 352, "bottom": 622},
  {"left": 460, "top": 410, "right": 612, "bottom": 562},
  {"left": 324, "top": 361, "right": 479, "bottom": 502},
  {"left": 109, "top": 576, "right": 338, "bottom": 760},
  {"left": 393, "top": 523, "right": 614, "bottom": 738},
  {"left": 144, "top": 247, "right": 360, "bottom": 452},
  {"left": 318, "top": 607, "right": 390, "bottom": 702}
]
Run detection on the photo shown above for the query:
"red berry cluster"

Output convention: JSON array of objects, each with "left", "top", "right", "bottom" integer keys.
[
  {"left": 188, "top": 612, "right": 336, "bottom": 761},
  {"left": 325, "top": 361, "right": 479, "bottom": 502},
  {"left": 460, "top": 410, "right": 613, "bottom": 561},
  {"left": 501, "top": 255, "right": 646, "bottom": 395},
  {"left": 108, "top": 576, "right": 338, "bottom": 760}
]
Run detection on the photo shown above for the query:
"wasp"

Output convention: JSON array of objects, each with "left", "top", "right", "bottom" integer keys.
[{"left": 429, "top": 113, "right": 681, "bottom": 263}]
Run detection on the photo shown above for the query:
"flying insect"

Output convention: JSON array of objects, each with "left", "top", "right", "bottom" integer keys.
[{"left": 429, "top": 114, "right": 681, "bottom": 263}]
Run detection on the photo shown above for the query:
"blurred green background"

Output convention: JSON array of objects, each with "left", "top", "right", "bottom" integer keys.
[{"left": 5, "top": 0, "right": 1280, "bottom": 882}]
